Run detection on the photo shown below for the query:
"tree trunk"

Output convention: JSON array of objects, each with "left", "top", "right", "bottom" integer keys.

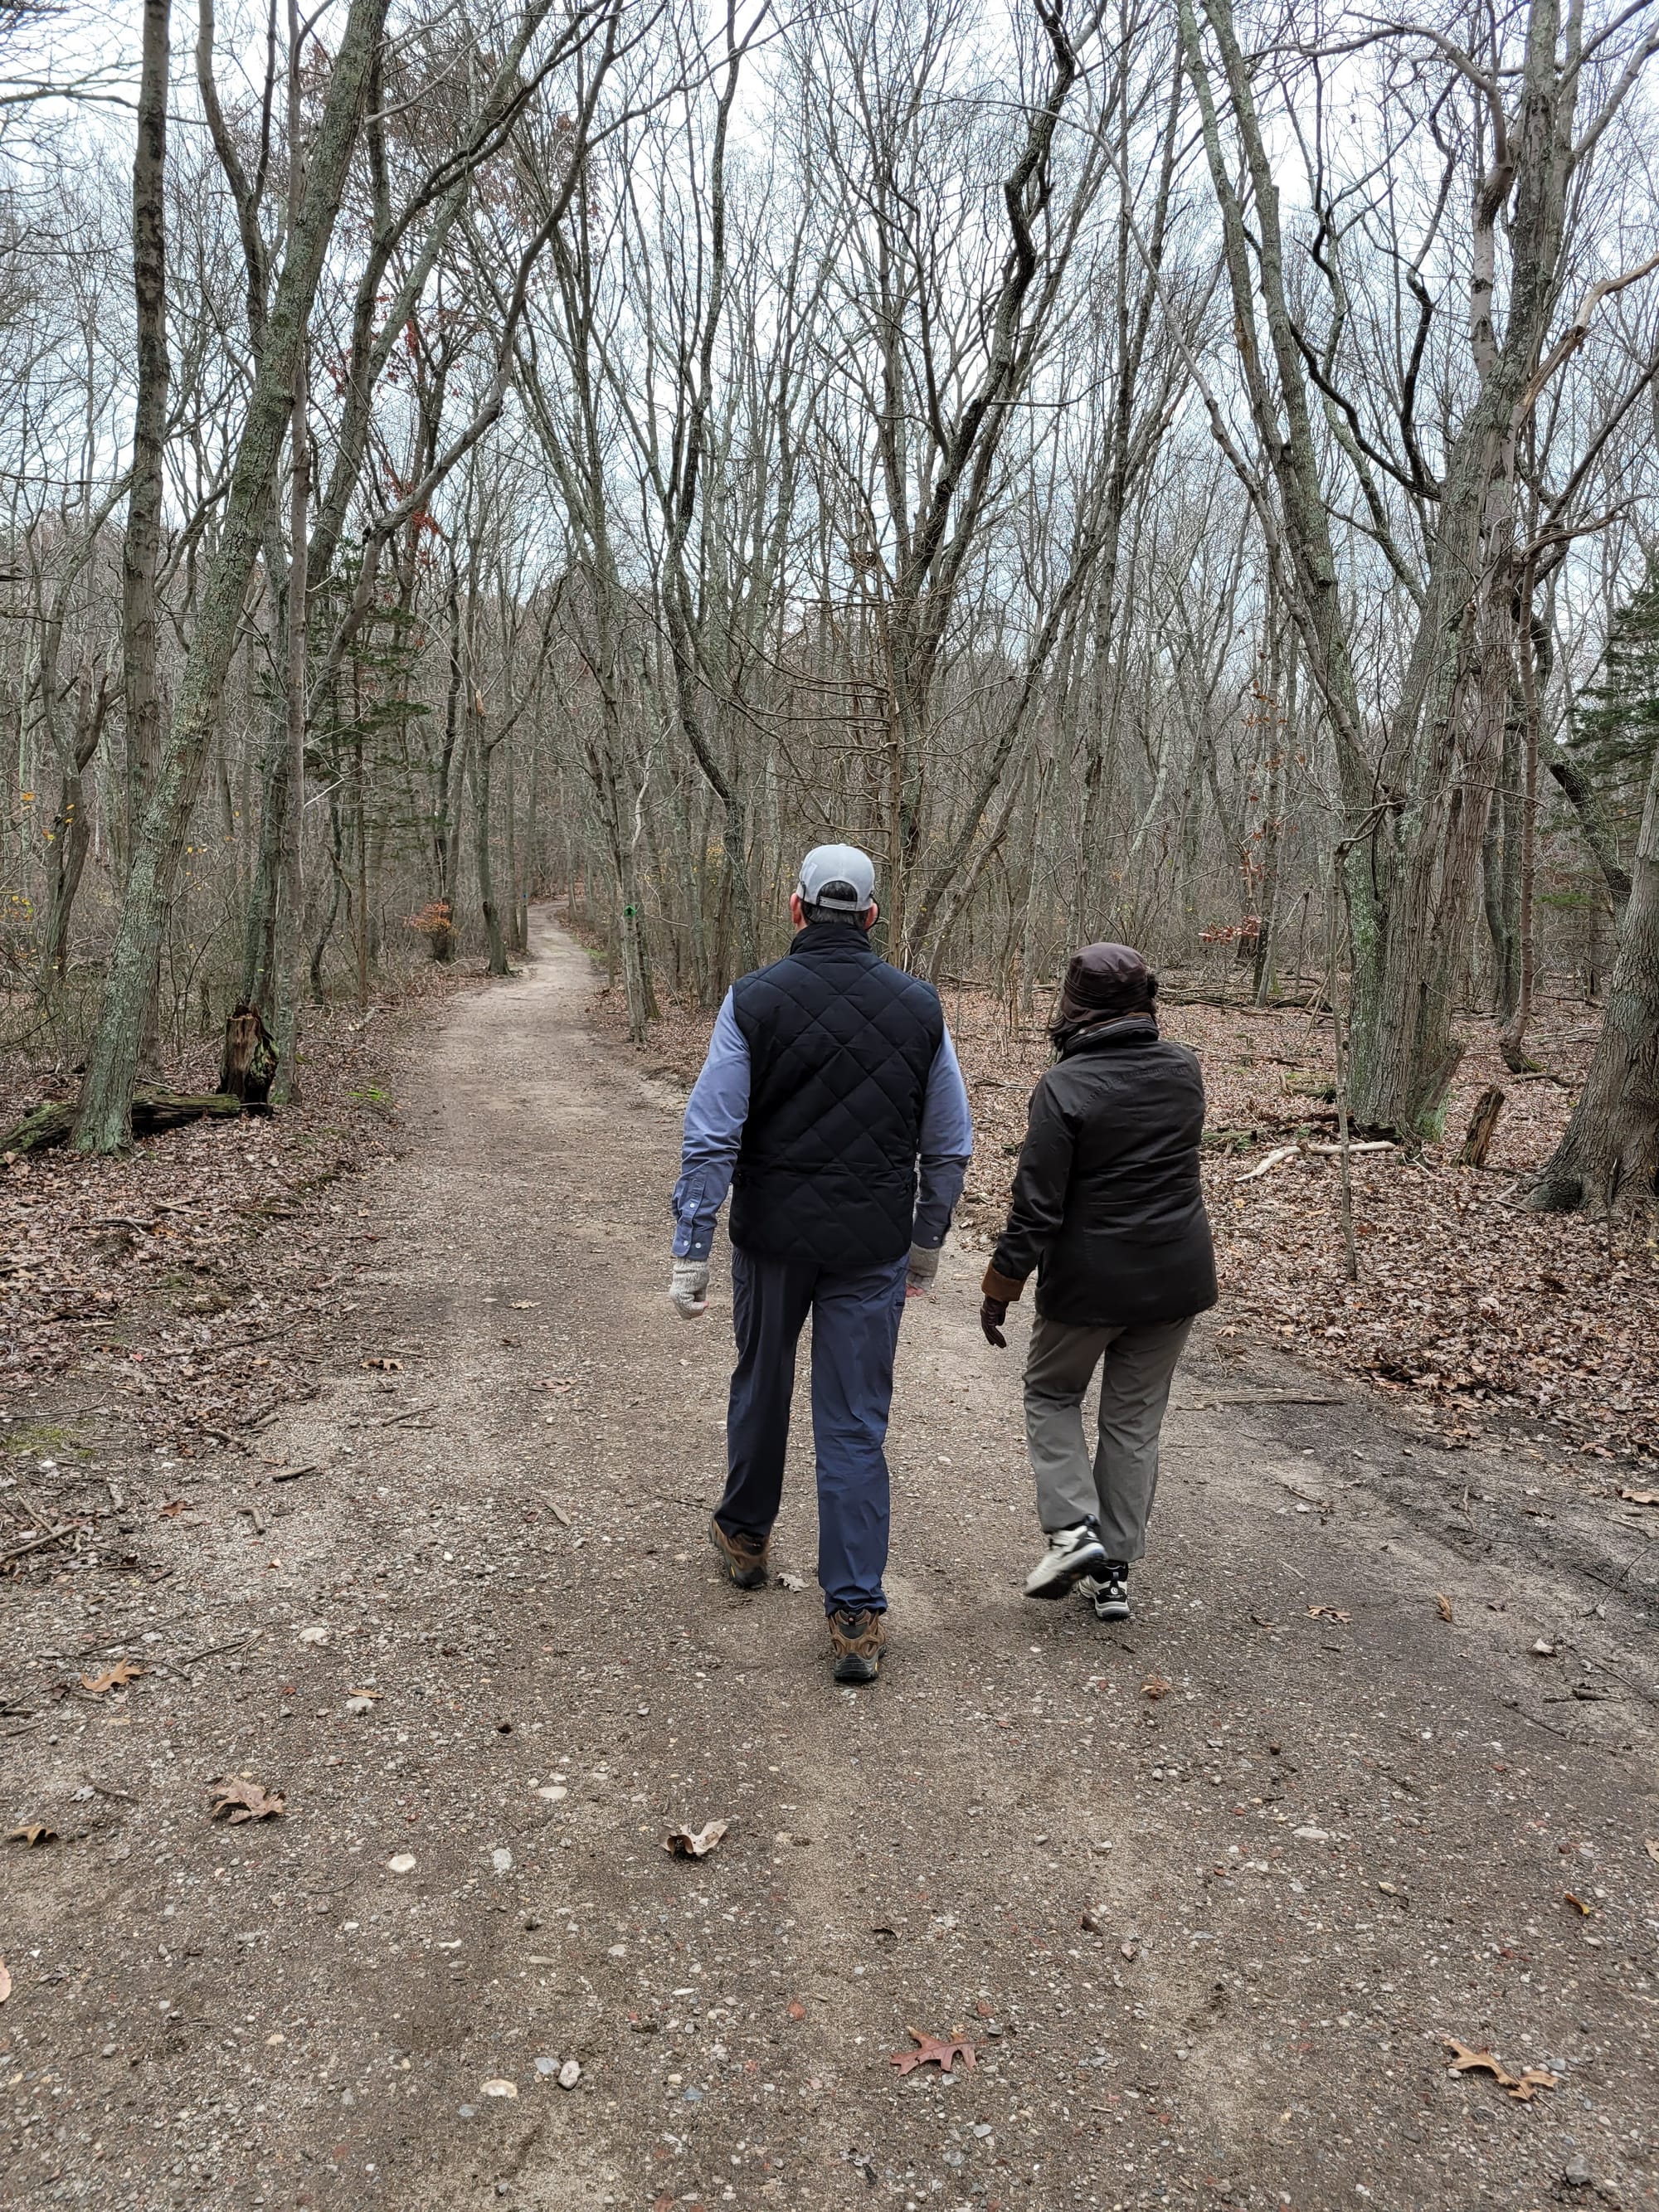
[
  {"left": 1525, "top": 742, "right": 1659, "bottom": 1214},
  {"left": 121, "top": 0, "right": 172, "bottom": 858},
  {"left": 71, "top": 0, "right": 387, "bottom": 1154},
  {"left": 474, "top": 735, "right": 509, "bottom": 976},
  {"left": 45, "top": 668, "right": 109, "bottom": 973},
  {"left": 1458, "top": 1084, "right": 1506, "bottom": 1168}
]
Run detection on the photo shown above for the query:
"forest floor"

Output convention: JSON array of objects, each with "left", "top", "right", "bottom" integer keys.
[{"left": 2, "top": 911, "right": 1657, "bottom": 2212}]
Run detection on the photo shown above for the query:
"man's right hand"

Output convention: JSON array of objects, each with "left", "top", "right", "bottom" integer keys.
[
  {"left": 980, "top": 1296, "right": 1009, "bottom": 1349},
  {"left": 670, "top": 1258, "right": 710, "bottom": 1320}
]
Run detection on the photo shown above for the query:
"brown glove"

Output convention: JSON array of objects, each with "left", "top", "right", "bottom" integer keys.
[{"left": 980, "top": 1296, "right": 1009, "bottom": 1349}]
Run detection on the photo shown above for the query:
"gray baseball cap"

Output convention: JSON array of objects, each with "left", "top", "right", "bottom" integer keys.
[{"left": 796, "top": 842, "right": 876, "bottom": 913}]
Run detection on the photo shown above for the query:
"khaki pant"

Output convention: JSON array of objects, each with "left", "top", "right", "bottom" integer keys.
[{"left": 1023, "top": 1313, "right": 1194, "bottom": 1561}]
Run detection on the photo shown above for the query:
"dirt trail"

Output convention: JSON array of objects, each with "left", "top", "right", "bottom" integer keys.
[{"left": 5, "top": 911, "right": 1657, "bottom": 2212}]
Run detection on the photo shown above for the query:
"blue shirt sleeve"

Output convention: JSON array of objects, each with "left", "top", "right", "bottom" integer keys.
[
  {"left": 912, "top": 1025, "right": 975, "bottom": 1249},
  {"left": 671, "top": 993, "right": 749, "bottom": 1259}
]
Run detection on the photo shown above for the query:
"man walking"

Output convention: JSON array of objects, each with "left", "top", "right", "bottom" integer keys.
[{"left": 669, "top": 844, "right": 973, "bottom": 1683}]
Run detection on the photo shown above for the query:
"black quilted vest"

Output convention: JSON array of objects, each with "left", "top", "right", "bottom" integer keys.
[{"left": 728, "top": 921, "right": 944, "bottom": 1271}]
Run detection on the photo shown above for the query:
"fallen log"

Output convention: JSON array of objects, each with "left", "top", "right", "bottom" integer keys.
[{"left": 1, "top": 1089, "right": 245, "bottom": 1157}]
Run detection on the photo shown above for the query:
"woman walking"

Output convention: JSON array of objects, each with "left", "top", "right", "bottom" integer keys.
[{"left": 980, "top": 943, "right": 1216, "bottom": 1621}]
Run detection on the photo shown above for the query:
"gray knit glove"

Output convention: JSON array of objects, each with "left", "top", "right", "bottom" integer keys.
[
  {"left": 905, "top": 1242, "right": 942, "bottom": 1297},
  {"left": 669, "top": 1257, "right": 710, "bottom": 1320}
]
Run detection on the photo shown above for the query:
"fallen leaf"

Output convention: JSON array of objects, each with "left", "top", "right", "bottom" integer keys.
[
  {"left": 361, "top": 1356, "right": 403, "bottom": 1371},
  {"left": 975, "top": 1999, "right": 994, "bottom": 2019},
  {"left": 1141, "top": 1675, "right": 1171, "bottom": 1699},
  {"left": 1306, "top": 1605, "right": 1351, "bottom": 1623},
  {"left": 508, "top": 1300, "right": 538, "bottom": 1310},
  {"left": 1442, "top": 2036, "right": 1515, "bottom": 2084},
  {"left": 7, "top": 1823, "right": 56, "bottom": 1846},
  {"left": 1441, "top": 2036, "right": 1559, "bottom": 2099},
  {"left": 1507, "top": 2068, "right": 1559, "bottom": 2101},
  {"left": 1120, "top": 1937, "right": 1139, "bottom": 1960},
  {"left": 348, "top": 1685, "right": 382, "bottom": 1700},
  {"left": 888, "top": 2027, "right": 975, "bottom": 2077},
  {"left": 479, "top": 2078, "right": 518, "bottom": 2099},
  {"left": 207, "top": 1779, "right": 285, "bottom": 1824},
  {"left": 776, "top": 1572, "right": 806, "bottom": 1592},
  {"left": 80, "top": 1660, "right": 144, "bottom": 1694},
  {"left": 786, "top": 2001, "right": 805, "bottom": 2021},
  {"left": 1616, "top": 1486, "right": 1658, "bottom": 1506},
  {"left": 0, "top": 1960, "right": 9, "bottom": 2003},
  {"left": 158, "top": 1500, "right": 187, "bottom": 1519},
  {"left": 665, "top": 1819, "right": 729, "bottom": 1859},
  {"left": 1563, "top": 1893, "right": 1590, "bottom": 1915},
  {"left": 1531, "top": 1639, "right": 1556, "bottom": 1656},
  {"left": 1435, "top": 1592, "right": 1453, "bottom": 1623}
]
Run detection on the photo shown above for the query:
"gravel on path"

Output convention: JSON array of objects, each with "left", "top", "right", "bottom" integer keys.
[{"left": 2, "top": 912, "right": 1656, "bottom": 2212}]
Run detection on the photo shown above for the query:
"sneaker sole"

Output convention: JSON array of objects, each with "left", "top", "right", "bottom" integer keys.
[
  {"left": 1091, "top": 1597, "right": 1131, "bottom": 1622},
  {"left": 1024, "top": 1545, "right": 1108, "bottom": 1600},
  {"left": 708, "top": 1523, "right": 768, "bottom": 1591}
]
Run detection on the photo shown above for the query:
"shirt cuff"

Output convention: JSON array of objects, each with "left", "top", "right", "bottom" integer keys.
[
  {"left": 981, "top": 1265, "right": 1026, "bottom": 1302},
  {"left": 673, "top": 1223, "right": 713, "bottom": 1260}
]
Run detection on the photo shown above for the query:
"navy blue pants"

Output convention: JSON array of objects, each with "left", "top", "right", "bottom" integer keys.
[{"left": 714, "top": 1247, "right": 909, "bottom": 1616}]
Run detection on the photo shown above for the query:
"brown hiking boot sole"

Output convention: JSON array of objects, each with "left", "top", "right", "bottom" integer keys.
[
  {"left": 708, "top": 1514, "right": 769, "bottom": 1591},
  {"left": 829, "top": 1608, "right": 888, "bottom": 1684}
]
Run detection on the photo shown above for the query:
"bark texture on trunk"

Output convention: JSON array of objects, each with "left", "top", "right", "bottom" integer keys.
[
  {"left": 121, "top": 0, "right": 172, "bottom": 857},
  {"left": 1526, "top": 742, "right": 1659, "bottom": 1213}
]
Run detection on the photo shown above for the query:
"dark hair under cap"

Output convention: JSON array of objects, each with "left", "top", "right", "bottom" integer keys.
[{"left": 1050, "top": 941, "right": 1157, "bottom": 1045}]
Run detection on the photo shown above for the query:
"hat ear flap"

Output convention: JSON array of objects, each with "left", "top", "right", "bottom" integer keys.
[{"left": 1146, "top": 971, "right": 1158, "bottom": 1003}]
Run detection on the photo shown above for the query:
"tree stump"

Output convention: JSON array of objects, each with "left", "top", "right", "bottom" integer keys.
[
  {"left": 1458, "top": 1084, "right": 1506, "bottom": 1169},
  {"left": 218, "top": 1004, "right": 276, "bottom": 1108}
]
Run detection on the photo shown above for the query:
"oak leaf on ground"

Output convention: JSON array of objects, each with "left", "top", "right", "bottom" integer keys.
[
  {"left": 207, "top": 1779, "right": 285, "bottom": 1824},
  {"left": 7, "top": 1822, "right": 56, "bottom": 1845},
  {"left": 888, "top": 2027, "right": 975, "bottom": 2076},
  {"left": 1141, "top": 1675, "right": 1171, "bottom": 1699},
  {"left": 1306, "top": 1605, "right": 1351, "bottom": 1623},
  {"left": 80, "top": 1660, "right": 144, "bottom": 1693},
  {"left": 1441, "top": 2035, "right": 1559, "bottom": 2099},
  {"left": 1435, "top": 1593, "right": 1453, "bottom": 1623},
  {"left": 664, "top": 1818, "right": 728, "bottom": 1858}
]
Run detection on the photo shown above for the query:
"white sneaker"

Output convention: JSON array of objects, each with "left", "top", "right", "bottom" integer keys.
[{"left": 1024, "top": 1520, "right": 1107, "bottom": 1599}]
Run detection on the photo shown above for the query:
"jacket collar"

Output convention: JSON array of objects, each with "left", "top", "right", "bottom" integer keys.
[
  {"left": 1058, "top": 1011, "right": 1160, "bottom": 1058},
  {"left": 788, "top": 919, "right": 878, "bottom": 957}
]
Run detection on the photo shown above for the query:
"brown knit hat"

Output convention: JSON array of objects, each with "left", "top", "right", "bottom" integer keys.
[{"left": 1051, "top": 941, "right": 1156, "bottom": 1043}]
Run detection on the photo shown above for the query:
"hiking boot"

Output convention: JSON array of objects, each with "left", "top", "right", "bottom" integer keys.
[
  {"left": 1024, "top": 1519, "right": 1107, "bottom": 1600},
  {"left": 1081, "top": 1561, "right": 1131, "bottom": 1622},
  {"left": 708, "top": 1514, "right": 770, "bottom": 1591},
  {"left": 829, "top": 1607, "right": 887, "bottom": 1684}
]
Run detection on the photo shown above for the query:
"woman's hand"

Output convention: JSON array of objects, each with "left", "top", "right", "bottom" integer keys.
[{"left": 980, "top": 1296, "right": 1009, "bottom": 1349}]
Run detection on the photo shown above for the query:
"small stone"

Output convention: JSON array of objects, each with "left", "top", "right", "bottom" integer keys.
[
  {"left": 557, "top": 2059, "right": 581, "bottom": 2090},
  {"left": 1293, "top": 1826, "right": 1330, "bottom": 1842},
  {"left": 1562, "top": 2154, "right": 1593, "bottom": 2187},
  {"left": 492, "top": 1847, "right": 513, "bottom": 1874},
  {"left": 534, "top": 2055, "right": 558, "bottom": 2076},
  {"left": 387, "top": 1853, "right": 417, "bottom": 1875},
  {"left": 536, "top": 1785, "right": 567, "bottom": 1802},
  {"left": 480, "top": 2078, "right": 518, "bottom": 2099},
  {"left": 1533, "top": 1639, "right": 1557, "bottom": 1656}
]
